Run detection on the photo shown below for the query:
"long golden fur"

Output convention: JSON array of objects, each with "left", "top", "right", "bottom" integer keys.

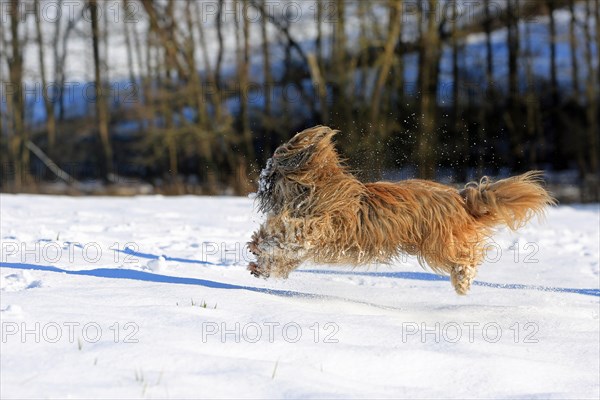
[{"left": 248, "top": 126, "right": 556, "bottom": 294}]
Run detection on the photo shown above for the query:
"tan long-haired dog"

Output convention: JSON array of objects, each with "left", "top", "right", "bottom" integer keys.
[{"left": 248, "top": 126, "right": 555, "bottom": 294}]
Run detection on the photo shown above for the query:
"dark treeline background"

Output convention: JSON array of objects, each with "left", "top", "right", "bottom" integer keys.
[{"left": 1, "top": 0, "right": 599, "bottom": 200}]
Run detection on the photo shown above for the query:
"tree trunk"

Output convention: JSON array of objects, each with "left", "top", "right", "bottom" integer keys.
[
  {"left": 90, "top": 0, "right": 113, "bottom": 179},
  {"left": 8, "top": 0, "right": 28, "bottom": 188},
  {"left": 505, "top": 0, "right": 522, "bottom": 169},
  {"left": 547, "top": 0, "right": 563, "bottom": 170},
  {"left": 35, "top": 2, "right": 57, "bottom": 156},
  {"left": 233, "top": 0, "right": 254, "bottom": 166},
  {"left": 215, "top": 0, "right": 225, "bottom": 90},
  {"left": 315, "top": 0, "right": 323, "bottom": 71},
  {"left": 523, "top": 20, "right": 542, "bottom": 169},
  {"left": 567, "top": 0, "right": 585, "bottom": 178},
  {"left": 129, "top": 0, "right": 146, "bottom": 104},
  {"left": 452, "top": 0, "right": 468, "bottom": 181},
  {"left": 239, "top": 0, "right": 254, "bottom": 162},
  {"left": 332, "top": 0, "right": 350, "bottom": 136},
  {"left": 568, "top": 0, "right": 580, "bottom": 97},
  {"left": 484, "top": 0, "right": 494, "bottom": 81},
  {"left": 194, "top": 1, "right": 221, "bottom": 123},
  {"left": 122, "top": 0, "right": 137, "bottom": 87},
  {"left": 184, "top": 0, "right": 213, "bottom": 185},
  {"left": 584, "top": 0, "right": 599, "bottom": 174},
  {"left": 260, "top": 0, "right": 275, "bottom": 159},
  {"left": 476, "top": 0, "right": 496, "bottom": 176},
  {"left": 596, "top": 0, "right": 600, "bottom": 92},
  {"left": 416, "top": 0, "right": 440, "bottom": 179},
  {"left": 184, "top": 0, "right": 208, "bottom": 125},
  {"left": 548, "top": 0, "right": 559, "bottom": 109}
]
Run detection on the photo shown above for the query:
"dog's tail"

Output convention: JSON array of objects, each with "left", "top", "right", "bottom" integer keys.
[{"left": 460, "top": 171, "right": 556, "bottom": 230}]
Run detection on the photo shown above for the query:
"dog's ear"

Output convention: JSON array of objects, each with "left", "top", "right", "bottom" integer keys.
[
  {"left": 316, "top": 126, "right": 338, "bottom": 142},
  {"left": 280, "top": 125, "right": 337, "bottom": 152},
  {"left": 288, "top": 126, "right": 337, "bottom": 148},
  {"left": 273, "top": 126, "right": 338, "bottom": 171}
]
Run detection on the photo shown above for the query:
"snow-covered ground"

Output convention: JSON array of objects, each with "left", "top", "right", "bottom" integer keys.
[{"left": 0, "top": 194, "right": 598, "bottom": 399}]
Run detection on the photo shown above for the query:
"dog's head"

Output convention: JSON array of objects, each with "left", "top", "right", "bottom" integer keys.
[{"left": 256, "top": 126, "right": 340, "bottom": 214}]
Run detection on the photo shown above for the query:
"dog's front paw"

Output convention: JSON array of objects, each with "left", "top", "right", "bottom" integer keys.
[
  {"left": 247, "top": 262, "right": 270, "bottom": 279},
  {"left": 249, "top": 227, "right": 268, "bottom": 256},
  {"left": 247, "top": 240, "right": 259, "bottom": 256}
]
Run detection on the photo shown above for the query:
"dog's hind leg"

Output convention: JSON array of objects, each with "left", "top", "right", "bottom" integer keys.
[{"left": 450, "top": 264, "right": 478, "bottom": 295}]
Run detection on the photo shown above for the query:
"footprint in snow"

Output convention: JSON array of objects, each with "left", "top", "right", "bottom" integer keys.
[
  {"left": 0, "top": 304, "right": 24, "bottom": 318},
  {"left": 0, "top": 271, "right": 42, "bottom": 292}
]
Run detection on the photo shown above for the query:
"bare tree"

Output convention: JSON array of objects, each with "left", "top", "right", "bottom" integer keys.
[
  {"left": 141, "top": 0, "right": 188, "bottom": 80},
  {"left": 183, "top": 0, "right": 214, "bottom": 180},
  {"left": 193, "top": 1, "right": 222, "bottom": 122},
  {"left": 370, "top": 0, "right": 402, "bottom": 128}
]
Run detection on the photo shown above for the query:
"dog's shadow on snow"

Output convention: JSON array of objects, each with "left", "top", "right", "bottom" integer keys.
[
  {"left": 299, "top": 269, "right": 600, "bottom": 297},
  {"left": 1, "top": 260, "right": 598, "bottom": 299},
  {"left": 0, "top": 262, "right": 309, "bottom": 298},
  {"left": 0, "top": 262, "right": 411, "bottom": 311},
  {"left": 114, "top": 247, "right": 600, "bottom": 297}
]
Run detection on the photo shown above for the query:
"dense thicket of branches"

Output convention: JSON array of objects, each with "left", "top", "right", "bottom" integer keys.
[{"left": 1, "top": 0, "right": 598, "bottom": 197}]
